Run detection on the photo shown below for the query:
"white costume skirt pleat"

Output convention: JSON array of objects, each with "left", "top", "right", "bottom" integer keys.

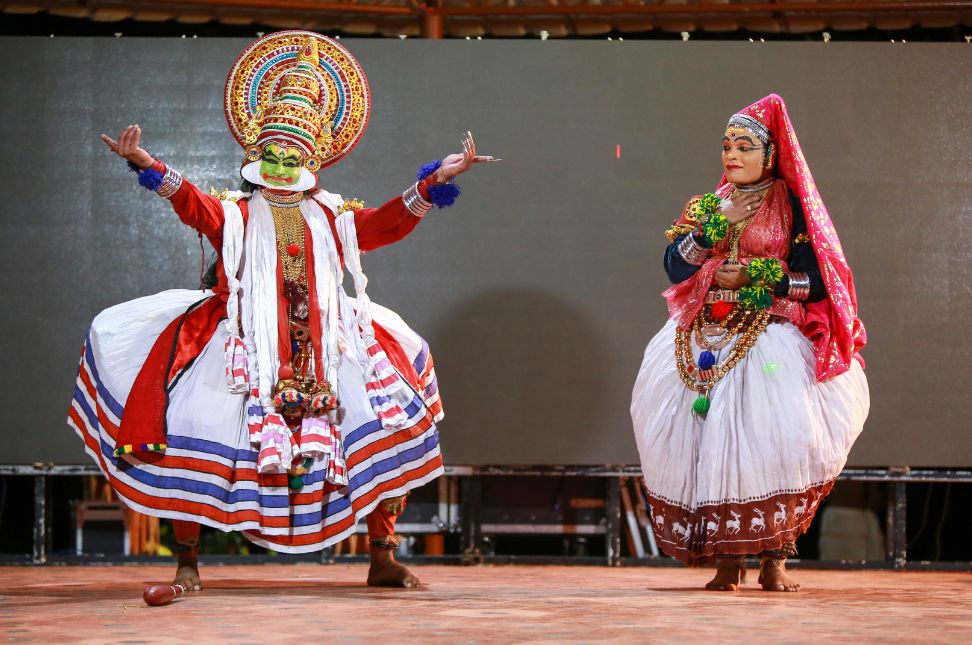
[
  {"left": 68, "top": 290, "right": 444, "bottom": 553},
  {"left": 631, "top": 317, "right": 868, "bottom": 564}
]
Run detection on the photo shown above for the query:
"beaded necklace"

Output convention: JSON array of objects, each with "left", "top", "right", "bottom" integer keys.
[
  {"left": 675, "top": 308, "right": 771, "bottom": 415},
  {"left": 693, "top": 308, "right": 751, "bottom": 351}
]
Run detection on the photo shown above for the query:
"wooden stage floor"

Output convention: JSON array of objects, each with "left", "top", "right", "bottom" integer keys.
[{"left": 1, "top": 564, "right": 970, "bottom": 643}]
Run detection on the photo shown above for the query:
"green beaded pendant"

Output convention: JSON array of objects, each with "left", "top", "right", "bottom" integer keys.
[{"left": 692, "top": 395, "right": 710, "bottom": 415}]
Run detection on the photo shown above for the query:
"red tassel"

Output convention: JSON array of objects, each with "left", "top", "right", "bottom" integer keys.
[{"left": 711, "top": 301, "right": 734, "bottom": 320}]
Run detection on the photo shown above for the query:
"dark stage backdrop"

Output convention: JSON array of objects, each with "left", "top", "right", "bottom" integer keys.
[{"left": 0, "top": 38, "right": 969, "bottom": 466}]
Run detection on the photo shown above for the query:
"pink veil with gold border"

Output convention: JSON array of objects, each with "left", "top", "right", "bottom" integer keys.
[{"left": 720, "top": 94, "right": 866, "bottom": 381}]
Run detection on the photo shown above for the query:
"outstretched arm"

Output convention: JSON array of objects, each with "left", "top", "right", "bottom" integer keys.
[
  {"left": 354, "top": 131, "right": 498, "bottom": 252},
  {"left": 101, "top": 124, "right": 224, "bottom": 239}
]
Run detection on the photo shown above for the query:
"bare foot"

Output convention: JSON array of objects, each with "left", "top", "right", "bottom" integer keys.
[
  {"left": 173, "top": 554, "right": 202, "bottom": 592},
  {"left": 758, "top": 557, "right": 800, "bottom": 592},
  {"left": 367, "top": 549, "right": 420, "bottom": 588},
  {"left": 705, "top": 557, "right": 746, "bottom": 591}
]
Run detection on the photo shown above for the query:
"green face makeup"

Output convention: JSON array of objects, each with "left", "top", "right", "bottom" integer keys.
[{"left": 259, "top": 144, "right": 303, "bottom": 187}]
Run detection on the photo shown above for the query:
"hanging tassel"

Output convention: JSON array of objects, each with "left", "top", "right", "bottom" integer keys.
[
  {"left": 710, "top": 301, "right": 734, "bottom": 320},
  {"left": 245, "top": 389, "right": 265, "bottom": 445},
  {"left": 256, "top": 412, "right": 294, "bottom": 474},
  {"left": 287, "top": 458, "right": 313, "bottom": 490},
  {"left": 223, "top": 335, "right": 249, "bottom": 393},
  {"left": 305, "top": 382, "right": 339, "bottom": 416},
  {"left": 364, "top": 340, "right": 410, "bottom": 430},
  {"left": 698, "top": 350, "right": 716, "bottom": 370},
  {"left": 692, "top": 394, "right": 710, "bottom": 415},
  {"left": 272, "top": 365, "right": 305, "bottom": 415},
  {"left": 299, "top": 414, "right": 334, "bottom": 458},
  {"left": 298, "top": 416, "right": 350, "bottom": 486},
  {"left": 326, "top": 423, "right": 349, "bottom": 487}
]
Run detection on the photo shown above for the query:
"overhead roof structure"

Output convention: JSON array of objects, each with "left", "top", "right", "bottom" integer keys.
[{"left": 3, "top": 1, "right": 971, "bottom": 38}]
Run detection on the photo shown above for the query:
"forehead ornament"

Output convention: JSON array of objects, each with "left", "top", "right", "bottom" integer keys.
[{"left": 726, "top": 113, "right": 771, "bottom": 147}]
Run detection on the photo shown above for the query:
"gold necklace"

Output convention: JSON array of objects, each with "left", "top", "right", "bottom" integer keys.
[
  {"left": 675, "top": 309, "right": 771, "bottom": 395},
  {"left": 726, "top": 219, "right": 749, "bottom": 264},
  {"left": 693, "top": 309, "right": 751, "bottom": 351},
  {"left": 269, "top": 203, "right": 306, "bottom": 283},
  {"left": 726, "top": 183, "right": 771, "bottom": 263}
]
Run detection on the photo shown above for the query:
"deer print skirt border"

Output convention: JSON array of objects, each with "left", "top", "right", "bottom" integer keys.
[
  {"left": 645, "top": 480, "right": 835, "bottom": 564},
  {"left": 631, "top": 318, "right": 869, "bottom": 566}
]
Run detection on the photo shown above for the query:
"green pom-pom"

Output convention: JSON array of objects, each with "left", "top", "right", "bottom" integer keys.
[
  {"left": 746, "top": 257, "right": 784, "bottom": 285},
  {"left": 697, "top": 193, "right": 722, "bottom": 215},
  {"left": 739, "top": 284, "right": 773, "bottom": 310},
  {"left": 703, "top": 212, "right": 729, "bottom": 245},
  {"left": 288, "top": 475, "right": 304, "bottom": 490},
  {"left": 692, "top": 395, "right": 710, "bottom": 415}
]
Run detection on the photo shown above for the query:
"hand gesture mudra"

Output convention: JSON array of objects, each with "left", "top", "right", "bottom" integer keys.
[
  {"left": 720, "top": 191, "right": 763, "bottom": 225},
  {"left": 433, "top": 131, "right": 499, "bottom": 183},
  {"left": 101, "top": 124, "right": 155, "bottom": 170},
  {"left": 713, "top": 264, "right": 752, "bottom": 290}
]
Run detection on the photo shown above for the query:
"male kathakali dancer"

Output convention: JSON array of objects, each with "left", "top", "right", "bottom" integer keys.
[
  {"left": 631, "top": 94, "right": 869, "bottom": 591},
  {"left": 67, "top": 31, "right": 495, "bottom": 589}
]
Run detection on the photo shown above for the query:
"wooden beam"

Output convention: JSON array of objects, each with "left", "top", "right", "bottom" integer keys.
[
  {"left": 436, "top": 1, "right": 972, "bottom": 17},
  {"left": 148, "top": 0, "right": 414, "bottom": 16}
]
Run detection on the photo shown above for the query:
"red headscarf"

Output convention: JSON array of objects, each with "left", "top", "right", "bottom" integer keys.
[
  {"left": 732, "top": 95, "right": 866, "bottom": 380},
  {"left": 676, "top": 94, "right": 866, "bottom": 382}
]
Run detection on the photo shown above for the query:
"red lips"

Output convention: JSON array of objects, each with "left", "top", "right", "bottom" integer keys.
[{"left": 262, "top": 173, "right": 295, "bottom": 184}]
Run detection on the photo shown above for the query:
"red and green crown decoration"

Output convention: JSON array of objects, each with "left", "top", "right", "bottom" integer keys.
[{"left": 225, "top": 30, "right": 371, "bottom": 172}]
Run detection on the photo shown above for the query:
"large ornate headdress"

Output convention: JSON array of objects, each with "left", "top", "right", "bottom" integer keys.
[
  {"left": 224, "top": 30, "right": 371, "bottom": 191},
  {"left": 717, "top": 94, "right": 867, "bottom": 381}
]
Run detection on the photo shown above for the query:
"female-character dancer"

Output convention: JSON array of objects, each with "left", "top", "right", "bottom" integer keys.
[{"left": 631, "top": 94, "right": 868, "bottom": 591}]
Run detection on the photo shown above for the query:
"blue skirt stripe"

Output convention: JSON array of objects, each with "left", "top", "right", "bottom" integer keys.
[{"left": 84, "top": 332, "right": 125, "bottom": 420}]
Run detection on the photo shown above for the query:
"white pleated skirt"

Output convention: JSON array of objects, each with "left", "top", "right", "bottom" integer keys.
[
  {"left": 631, "top": 317, "right": 869, "bottom": 563},
  {"left": 69, "top": 289, "right": 444, "bottom": 553}
]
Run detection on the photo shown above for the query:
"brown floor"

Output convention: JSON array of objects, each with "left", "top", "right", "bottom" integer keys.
[{"left": 1, "top": 564, "right": 970, "bottom": 643}]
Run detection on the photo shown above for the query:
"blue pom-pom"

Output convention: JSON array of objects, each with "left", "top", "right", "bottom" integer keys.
[
  {"left": 416, "top": 160, "right": 442, "bottom": 181},
  {"left": 427, "top": 182, "right": 461, "bottom": 208},
  {"left": 137, "top": 167, "right": 164, "bottom": 191},
  {"left": 698, "top": 350, "right": 716, "bottom": 370}
]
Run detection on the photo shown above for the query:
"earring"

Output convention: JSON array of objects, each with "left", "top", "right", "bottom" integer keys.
[{"left": 764, "top": 143, "right": 775, "bottom": 169}]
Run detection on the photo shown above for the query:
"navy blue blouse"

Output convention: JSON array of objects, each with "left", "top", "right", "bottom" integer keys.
[{"left": 663, "top": 192, "right": 827, "bottom": 303}]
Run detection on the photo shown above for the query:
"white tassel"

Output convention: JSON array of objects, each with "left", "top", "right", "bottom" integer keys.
[
  {"left": 335, "top": 212, "right": 411, "bottom": 430},
  {"left": 256, "top": 411, "right": 295, "bottom": 474},
  {"left": 220, "top": 199, "right": 250, "bottom": 393},
  {"left": 223, "top": 336, "right": 249, "bottom": 394}
]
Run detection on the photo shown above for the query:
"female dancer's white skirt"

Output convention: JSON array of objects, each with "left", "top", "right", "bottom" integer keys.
[
  {"left": 68, "top": 289, "right": 444, "bottom": 553},
  {"left": 631, "top": 317, "right": 868, "bottom": 563}
]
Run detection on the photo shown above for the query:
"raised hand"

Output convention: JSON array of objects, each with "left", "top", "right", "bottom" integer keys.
[
  {"left": 433, "top": 131, "right": 498, "bottom": 183},
  {"left": 101, "top": 124, "right": 155, "bottom": 169}
]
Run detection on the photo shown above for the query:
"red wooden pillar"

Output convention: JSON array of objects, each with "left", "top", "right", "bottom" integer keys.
[{"left": 423, "top": 11, "right": 444, "bottom": 39}]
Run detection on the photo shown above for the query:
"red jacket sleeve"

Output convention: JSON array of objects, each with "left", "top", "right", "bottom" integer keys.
[
  {"left": 167, "top": 176, "right": 225, "bottom": 241},
  {"left": 353, "top": 179, "right": 435, "bottom": 252}
]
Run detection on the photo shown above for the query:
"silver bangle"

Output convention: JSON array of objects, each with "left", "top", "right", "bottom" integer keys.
[
  {"left": 156, "top": 165, "right": 183, "bottom": 199},
  {"left": 677, "top": 233, "right": 710, "bottom": 266},
  {"left": 787, "top": 271, "right": 811, "bottom": 301},
  {"left": 403, "top": 181, "right": 431, "bottom": 217}
]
